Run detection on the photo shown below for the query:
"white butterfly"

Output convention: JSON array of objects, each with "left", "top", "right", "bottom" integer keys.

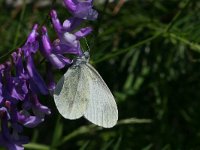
[{"left": 53, "top": 52, "right": 118, "bottom": 128}]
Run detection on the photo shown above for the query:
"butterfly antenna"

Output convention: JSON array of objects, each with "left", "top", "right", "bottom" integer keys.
[{"left": 84, "top": 37, "right": 90, "bottom": 52}]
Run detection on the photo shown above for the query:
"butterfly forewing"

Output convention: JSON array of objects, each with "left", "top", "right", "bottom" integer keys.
[
  {"left": 54, "top": 65, "right": 90, "bottom": 119},
  {"left": 83, "top": 63, "right": 118, "bottom": 128}
]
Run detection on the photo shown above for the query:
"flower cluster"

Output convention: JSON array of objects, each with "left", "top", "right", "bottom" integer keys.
[{"left": 0, "top": 0, "right": 98, "bottom": 150}]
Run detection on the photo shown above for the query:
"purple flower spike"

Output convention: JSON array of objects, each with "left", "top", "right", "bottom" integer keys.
[
  {"left": 0, "top": 0, "right": 98, "bottom": 148},
  {"left": 40, "top": 26, "right": 72, "bottom": 69},
  {"left": 63, "top": 0, "right": 98, "bottom": 20},
  {"left": 20, "top": 25, "right": 49, "bottom": 95}
]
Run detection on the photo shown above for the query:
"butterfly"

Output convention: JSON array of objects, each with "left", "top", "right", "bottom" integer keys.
[{"left": 53, "top": 52, "right": 118, "bottom": 128}]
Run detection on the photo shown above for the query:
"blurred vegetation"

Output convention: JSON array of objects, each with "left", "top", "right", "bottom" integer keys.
[{"left": 1, "top": 0, "right": 200, "bottom": 149}]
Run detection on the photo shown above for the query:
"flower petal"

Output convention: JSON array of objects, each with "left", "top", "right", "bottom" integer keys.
[
  {"left": 40, "top": 27, "right": 72, "bottom": 69},
  {"left": 50, "top": 10, "right": 63, "bottom": 33},
  {"left": 46, "top": 63, "right": 56, "bottom": 92},
  {"left": 26, "top": 55, "right": 49, "bottom": 95},
  {"left": 75, "top": 27, "right": 93, "bottom": 39},
  {"left": 63, "top": 0, "right": 98, "bottom": 20},
  {"left": 22, "top": 24, "right": 39, "bottom": 57},
  {"left": 48, "top": 53, "right": 71, "bottom": 69},
  {"left": 18, "top": 112, "right": 44, "bottom": 128}
]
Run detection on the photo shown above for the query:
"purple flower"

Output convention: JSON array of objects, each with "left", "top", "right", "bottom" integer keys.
[
  {"left": 3, "top": 54, "right": 29, "bottom": 101},
  {"left": 54, "top": 31, "right": 83, "bottom": 56},
  {"left": 0, "top": 23, "right": 52, "bottom": 149},
  {"left": 0, "top": 106, "right": 29, "bottom": 150},
  {"left": 50, "top": 10, "right": 83, "bottom": 56},
  {"left": 39, "top": 26, "right": 72, "bottom": 69},
  {"left": 50, "top": 10, "right": 83, "bottom": 33},
  {"left": 63, "top": 0, "right": 98, "bottom": 20},
  {"left": 50, "top": 10, "right": 93, "bottom": 57},
  {"left": 0, "top": 64, "right": 29, "bottom": 150},
  {"left": 18, "top": 93, "right": 51, "bottom": 128},
  {"left": 22, "top": 25, "right": 49, "bottom": 95},
  {"left": 26, "top": 55, "right": 49, "bottom": 95},
  {"left": 12, "top": 42, "right": 51, "bottom": 128},
  {"left": 22, "top": 24, "right": 39, "bottom": 57},
  {"left": 50, "top": 10, "right": 93, "bottom": 38},
  {"left": 12, "top": 49, "right": 27, "bottom": 77},
  {"left": 0, "top": 120, "right": 29, "bottom": 150},
  {"left": 0, "top": 62, "right": 25, "bottom": 103}
]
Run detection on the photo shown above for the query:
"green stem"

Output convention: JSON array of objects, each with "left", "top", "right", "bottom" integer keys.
[
  {"left": 94, "top": 33, "right": 161, "bottom": 64},
  {"left": 12, "top": 0, "right": 26, "bottom": 49},
  {"left": 56, "top": 118, "right": 151, "bottom": 147},
  {"left": 167, "top": 32, "right": 200, "bottom": 53},
  {"left": 164, "top": 0, "right": 190, "bottom": 32},
  {"left": 0, "top": 2, "right": 26, "bottom": 61},
  {"left": 24, "top": 143, "right": 50, "bottom": 150}
]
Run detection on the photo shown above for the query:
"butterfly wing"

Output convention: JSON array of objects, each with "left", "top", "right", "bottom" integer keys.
[
  {"left": 84, "top": 63, "right": 118, "bottom": 128},
  {"left": 53, "top": 65, "right": 90, "bottom": 119}
]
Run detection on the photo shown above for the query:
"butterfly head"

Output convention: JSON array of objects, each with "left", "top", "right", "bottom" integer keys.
[{"left": 72, "top": 51, "right": 90, "bottom": 67}]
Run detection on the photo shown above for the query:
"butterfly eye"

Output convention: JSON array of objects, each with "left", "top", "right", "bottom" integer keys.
[{"left": 84, "top": 51, "right": 90, "bottom": 59}]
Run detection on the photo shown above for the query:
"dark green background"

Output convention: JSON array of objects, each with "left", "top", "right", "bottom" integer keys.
[{"left": 0, "top": 0, "right": 200, "bottom": 149}]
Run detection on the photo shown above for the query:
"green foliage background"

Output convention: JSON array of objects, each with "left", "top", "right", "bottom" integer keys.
[{"left": 1, "top": 0, "right": 200, "bottom": 149}]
